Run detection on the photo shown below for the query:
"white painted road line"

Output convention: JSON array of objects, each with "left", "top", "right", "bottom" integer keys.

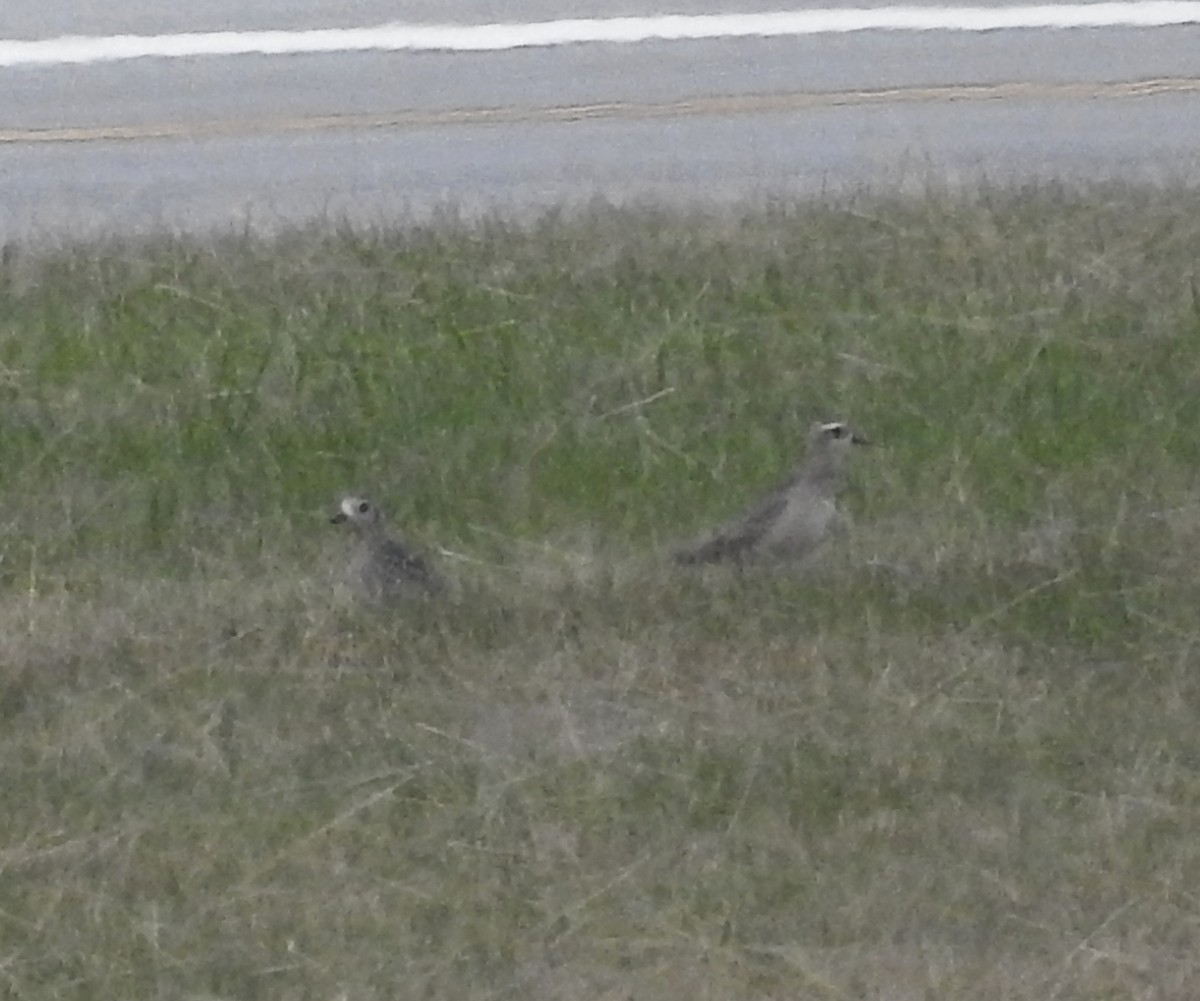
[{"left": 3, "top": 3, "right": 1200, "bottom": 68}]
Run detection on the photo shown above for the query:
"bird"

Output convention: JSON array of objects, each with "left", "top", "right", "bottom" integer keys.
[
  {"left": 674, "top": 420, "right": 869, "bottom": 566},
  {"left": 329, "top": 494, "right": 442, "bottom": 599}
]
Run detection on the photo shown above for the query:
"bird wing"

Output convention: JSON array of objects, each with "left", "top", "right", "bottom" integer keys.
[
  {"left": 378, "top": 538, "right": 443, "bottom": 592},
  {"left": 674, "top": 486, "right": 790, "bottom": 565}
]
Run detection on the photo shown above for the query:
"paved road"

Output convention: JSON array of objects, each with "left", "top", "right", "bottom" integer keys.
[
  {"left": 3, "top": 4, "right": 1200, "bottom": 241},
  {"left": 3, "top": 0, "right": 989, "bottom": 36}
]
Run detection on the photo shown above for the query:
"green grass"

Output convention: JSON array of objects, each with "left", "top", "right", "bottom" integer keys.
[{"left": 3, "top": 183, "right": 1200, "bottom": 999}]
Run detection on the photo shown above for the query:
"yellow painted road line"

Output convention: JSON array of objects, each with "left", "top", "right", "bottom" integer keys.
[{"left": 3, "top": 77, "right": 1199, "bottom": 145}]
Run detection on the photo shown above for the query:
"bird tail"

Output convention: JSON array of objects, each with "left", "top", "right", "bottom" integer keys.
[{"left": 673, "top": 535, "right": 739, "bottom": 565}]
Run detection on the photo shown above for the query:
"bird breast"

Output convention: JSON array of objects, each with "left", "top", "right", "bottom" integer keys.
[{"left": 758, "top": 493, "right": 839, "bottom": 558}]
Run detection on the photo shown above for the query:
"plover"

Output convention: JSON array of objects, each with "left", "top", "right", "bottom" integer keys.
[
  {"left": 675, "top": 420, "right": 869, "bottom": 565},
  {"left": 330, "top": 494, "right": 442, "bottom": 599}
]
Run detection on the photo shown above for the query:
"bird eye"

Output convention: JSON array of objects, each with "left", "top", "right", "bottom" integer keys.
[{"left": 358, "top": 502, "right": 370, "bottom": 514}]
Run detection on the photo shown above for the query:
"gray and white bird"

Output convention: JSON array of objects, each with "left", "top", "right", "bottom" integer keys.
[
  {"left": 675, "top": 420, "right": 869, "bottom": 566},
  {"left": 330, "top": 494, "right": 442, "bottom": 599}
]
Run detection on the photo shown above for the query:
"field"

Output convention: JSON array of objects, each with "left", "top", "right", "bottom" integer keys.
[{"left": 3, "top": 184, "right": 1200, "bottom": 999}]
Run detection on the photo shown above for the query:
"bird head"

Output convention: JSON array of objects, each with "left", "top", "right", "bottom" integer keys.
[
  {"left": 330, "top": 495, "right": 385, "bottom": 533},
  {"left": 803, "top": 421, "right": 869, "bottom": 484},
  {"left": 812, "top": 420, "right": 869, "bottom": 448}
]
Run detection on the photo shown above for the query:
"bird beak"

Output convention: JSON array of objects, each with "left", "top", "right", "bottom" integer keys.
[{"left": 330, "top": 512, "right": 348, "bottom": 524}]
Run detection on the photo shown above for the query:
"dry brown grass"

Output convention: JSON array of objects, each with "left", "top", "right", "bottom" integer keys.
[{"left": 3, "top": 186, "right": 1200, "bottom": 998}]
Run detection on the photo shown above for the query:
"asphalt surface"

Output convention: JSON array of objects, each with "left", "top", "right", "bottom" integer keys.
[
  {"left": 4, "top": 0, "right": 968, "bottom": 36},
  {"left": 3, "top": 4, "right": 1200, "bottom": 241}
]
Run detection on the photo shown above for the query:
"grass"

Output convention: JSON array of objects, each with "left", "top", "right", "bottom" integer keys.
[{"left": 2, "top": 182, "right": 1200, "bottom": 999}]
